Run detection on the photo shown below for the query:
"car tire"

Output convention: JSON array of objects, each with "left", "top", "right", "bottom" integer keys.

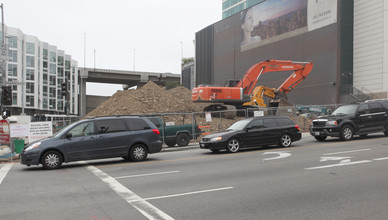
[
  {"left": 41, "top": 151, "right": 63, "bottom": 169},
  {"left": 226, "top": 138, "right": 240, "bottom": 153},
  {"left": 340, "top": 125, "right": 354, "bottom": 141},
  {"left": 279, "top": 134, "right": 292, "bottom": 147},
  {"left": 176, "top": 133, "right": 190, "bottom": 147},
  {"left": 129, "top": 144, "right": 148, "bottom": 162},
  {"left": 314, "top": 136, "right": 327, "bottom": 141}
]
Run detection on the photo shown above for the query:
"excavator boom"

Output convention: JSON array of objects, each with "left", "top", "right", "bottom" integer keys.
[{"left": 192, "top": 59, "right": 313, "bottom": 109}]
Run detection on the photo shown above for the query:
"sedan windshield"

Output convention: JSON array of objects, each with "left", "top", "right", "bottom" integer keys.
[
  {"left": 332, "top": 105, "right": 358, "bottom": 116},
  {"left": 227, "top": 119, "right": 250, "bottom": 131}
]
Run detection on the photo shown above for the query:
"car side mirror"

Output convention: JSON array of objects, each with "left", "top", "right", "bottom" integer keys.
[{"left": 66, "top": 133, "right": 72, "bottom": 138}]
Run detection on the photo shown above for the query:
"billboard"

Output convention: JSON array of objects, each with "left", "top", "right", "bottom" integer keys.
[{"left": 240, "top": 0, "right": 337, "bottom": 52}]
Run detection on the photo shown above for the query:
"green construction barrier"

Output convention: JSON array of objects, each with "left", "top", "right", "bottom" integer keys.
[{"left": 14, "top": 139, "right": 25, "bottom": 153}]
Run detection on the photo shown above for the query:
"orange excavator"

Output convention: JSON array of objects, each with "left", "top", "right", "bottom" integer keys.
[{"left": 191, "top": 59, "right": 313, "bottom": 112}]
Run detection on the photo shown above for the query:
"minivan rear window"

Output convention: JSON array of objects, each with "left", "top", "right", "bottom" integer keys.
[
  {"left": 96, "top": 119, "right": 127, "bottom": 133},
  {"left": 127, "top": 118, "right": 151, "bottom": 131}
]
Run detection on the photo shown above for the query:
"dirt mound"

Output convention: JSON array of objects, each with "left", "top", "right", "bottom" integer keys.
[{"left": 86, "top": 81, "right": 208, "bottom": 117}]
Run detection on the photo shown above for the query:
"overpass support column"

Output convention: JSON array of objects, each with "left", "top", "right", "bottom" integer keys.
[{"left": 79, "top": 77, "right": 87, "bottom": 116}]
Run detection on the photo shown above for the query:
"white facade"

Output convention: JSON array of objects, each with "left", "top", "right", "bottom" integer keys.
[
  {"left": 3, "top": 26, "right": 79, "bottom": 115},
  {"left": 354, "top": 0, "right": 388, "bottom": 98}
]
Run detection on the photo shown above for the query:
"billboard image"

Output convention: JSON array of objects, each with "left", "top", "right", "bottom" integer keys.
[{"left": 240, "top": 0, "right": 337, "bottom": 52}]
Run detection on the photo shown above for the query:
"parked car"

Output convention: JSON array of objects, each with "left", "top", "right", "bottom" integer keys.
[
  {"left": 146, "top": 116, "right": 201, "bottom": 147},
  {"left": 199, "top": 116, "right": 301, "bottom": 153},
  {"left": 20, "top": 116, "right": 163, "bottom": 169},
  {"left": 310, "top": 99, "right": 388, "bottom": 141}
]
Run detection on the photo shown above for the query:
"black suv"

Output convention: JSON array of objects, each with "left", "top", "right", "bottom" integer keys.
[
  {"left": 310, "top": 100, "right": 388, "bottom": 141},
  {"left": 200, "top": 116, "right": 302, "bottom": 153},
  {"left": 20, "top": 116, "right": 163, "bottom": 169}
]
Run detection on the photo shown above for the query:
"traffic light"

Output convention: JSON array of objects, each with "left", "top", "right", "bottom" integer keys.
[
  {"left": 2, "top": 86, "right": 12, "bottom": 105},
  {"left": 61, "top": 81, "right": 67, "bottom": 96}
]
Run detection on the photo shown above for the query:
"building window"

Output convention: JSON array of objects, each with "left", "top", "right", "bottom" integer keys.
[
  {"left": 49, "top": 52, "right": 56, "bottom": 62},
  {"left": 49, "top": 76, "right": 56, "bottom": 86},
  {"left": 8, "top": 50, "right": 17, "bottom": 62},
  {"left": 8, "top": 64, "right": 17, "bottom": 77},
  {"left": 26, "top": 96, "right": 34, "bottom": 107},
  {"left": 26, "top": 42, "right": 35, "bottom": 54},
  {"left": 12, "top": 93, "right": 17, "bottom": 105},
  {"left": 26, "top": 69, "right": 35, "bottom": 80},
  {"left": 43, "top": 86, "right": 48, "bottom": 96},
  {"left": 43, "top": 61, "right": 48, "bottom": 68},
  {"left": 43, "top": 74, "right": 48, "bottom": 84},
  {"left": 65, "top": 60, "right": 71, "bottom": 70},
  {"left": 8, "top": 36, "right": 17, "bottom": 49},
  {"left": 43, "top": 49, "right": 48, "bottom": 60},
  {"left": 49, "top": 99, "right": 56, "bottom": 109},
  {"left": 49, "top": 63, "right": 56, "bottom": 75},
  {"left": 49, "top": 87, "right": 56, "bottom": 98},
  {"left": 57, "top": 100, "right": 64, "bottom": 111},
  {"left": 58, "top": 67, "right": 64, "bottom": 77},
  {"left": 26, "top": 56, "right": 35, "bottom": 68},
  {"left": 58, "top": 56, "right": 64, "bottom": 66},
  {"left": 26, "top": 82, "right": 34, "bottom": 94},
  {"left": 43, "top": 98, "right": 48, "bottom": 109}
]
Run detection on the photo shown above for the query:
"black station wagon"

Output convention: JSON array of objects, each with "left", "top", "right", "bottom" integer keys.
[
  {"left": 200, "top": 116, "right": 302, "bottom": 153},
  {"left": 20, "top": 116, "right": 163, "bottom": 169}
]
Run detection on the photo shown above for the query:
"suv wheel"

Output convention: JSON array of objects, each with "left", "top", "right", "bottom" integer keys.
[
  {"left": 41, "top": 151, "right": 63, "bottom": 169},
  {"left": 226, "top": 138, "right": 240, "bottom": 153},
  {"left": 176, "top": 133, "right": 190, "bottom": 147},
  {"left": 340, "top": 125, "right": 354, "bottom": 141},
  {"left": 314, "top": 136, "right": 327, "bottom": 141},
  {"left": 279, "top": 134, "right": 292, "bottom": 147},
  {"left": 129, "top": 144, "right": 148, "bottom": 161}
]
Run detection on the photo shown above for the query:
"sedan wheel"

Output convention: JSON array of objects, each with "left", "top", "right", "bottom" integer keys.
[
  {"left": 226, "top": 138, "right": 240, "bottom": 153},
  {"left": 279, "top": 134, "right": 292, "bottom": 148},
  {"left": 129, "top": 144, "right": 148, "bottom": 161},
  {"left": 41, "top": 151, "right": 63, "bottom": 169}
]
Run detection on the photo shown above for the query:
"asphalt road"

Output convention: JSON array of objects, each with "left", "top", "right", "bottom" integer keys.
[{"left": 1, "top": 133, "right": 388, "bottom": 220}]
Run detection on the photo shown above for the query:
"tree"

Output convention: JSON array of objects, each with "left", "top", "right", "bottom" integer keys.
[{"left": 181, "top": 57, "right": 194, "bottom": 66}]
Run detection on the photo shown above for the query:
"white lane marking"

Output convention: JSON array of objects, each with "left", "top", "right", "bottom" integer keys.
[
  {"left": 0, "top": 164, "right": 13, "bottom": 184},
  {"left": 319, "top": 156, "right": 351, "bottom": 162},
  {"left": 305, "top": 160, "right": 372, "bottom": 170},
  {"left": 262, "top": 151, "right": 291, "bottom": 161},
  {"left": 373, "top": 157, "right": 388, "bottom": 161},
  {"left": 323, "top": 149, "right": 371, "bottom": 156},
  {"left": 80, "top": 162, "right": 174, "bottom": 220},
  {"left": 139, "top": 187, "right": 234, "bottom": 202},
  {"left": 115, "top": 171, "right": 179, "bottom": 179}
]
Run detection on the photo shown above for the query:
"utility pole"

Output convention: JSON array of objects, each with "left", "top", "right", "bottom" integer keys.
[{"left": 1, "top": 3, "right": 5, "bottom": 114}]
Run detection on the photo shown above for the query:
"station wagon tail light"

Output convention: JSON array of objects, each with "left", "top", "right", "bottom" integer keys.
[
  {"left": 152, "top": 129, "right": 160, "bottom": 135},
  {"left": 295, "top": 125, "right": 300, "bottom": 131}
]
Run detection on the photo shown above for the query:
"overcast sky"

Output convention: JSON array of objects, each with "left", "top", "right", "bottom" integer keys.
[{"left": 2, "top": 0, "right": 222, "bottom": 96}]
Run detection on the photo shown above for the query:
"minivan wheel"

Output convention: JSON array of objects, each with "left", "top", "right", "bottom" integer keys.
[
  {"left": 279, "top": 134, "right": 292, "bottom": 147},
  {"left": 314, "top": 136, "right": 327, "bottom": 141},
  {"left": 41, "top": 151, "right": 63, "bottom": 169},
  {"left": 129, "top": 144, "right": 148, "bottom": 162},
  {"left": 176, "top": 133, "right": 190, "bottom": 147},
  {"left": 340, "top": 125, "right": 354, "bottom": 141},
  {"left": 226, "top": 138, "right": 240, "bottom": 153}
]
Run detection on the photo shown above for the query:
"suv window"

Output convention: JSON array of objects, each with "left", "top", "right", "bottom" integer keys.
[
  {"left": 263, "top": 118, "right": 277, "bottom": 127},
  {"left": 369, "top": 103, "right": 382, "bottom": 113},
  {"left": 358, "top": 104, "right": 370, "bottom": 115},
  {"left": 68, "top": 122, "right": 95, "bottom": 137},
  {"left": 96, "top": 119, "right": 127, "bottom": 134},
  {"left": 276, "top": 118, "right": 294, "bottom": 126},
  {"left": 126, "top": 118, "right": 151, "bottom": 131}
]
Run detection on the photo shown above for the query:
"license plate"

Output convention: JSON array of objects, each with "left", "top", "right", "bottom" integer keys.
[{"left": 314, "top": 132, "right": 320, "bottom": 136}]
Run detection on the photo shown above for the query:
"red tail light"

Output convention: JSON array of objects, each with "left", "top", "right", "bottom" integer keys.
[
  {"left": 152, "top": 129, "right": 160, "bottom": 135},
  {"left": 295, "top": 125, "right": 300, "bottom": 131}
]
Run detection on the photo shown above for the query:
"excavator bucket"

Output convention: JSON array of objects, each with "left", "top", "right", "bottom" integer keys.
[{"left": 268, "top": 98, "right": 293, "bottom": 116}]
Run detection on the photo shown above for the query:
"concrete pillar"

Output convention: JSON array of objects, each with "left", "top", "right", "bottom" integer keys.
[{"left": 78, "top": 68, "right": 88, "bottom": 116}]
